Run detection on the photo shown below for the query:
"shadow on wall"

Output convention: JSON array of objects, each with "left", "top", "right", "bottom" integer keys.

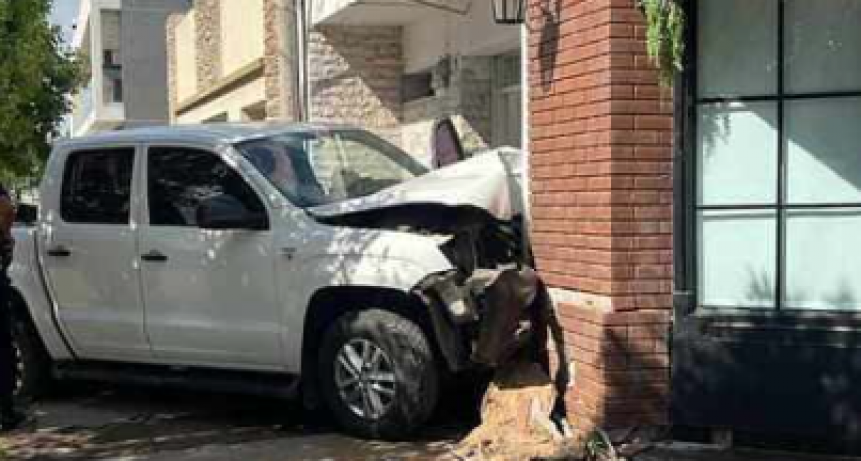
[
  {"left": 600, "top": 323, "right": 670, "bottom": 431},
  {"left": 699, "top": 99, "right": 861, "bottom": 310},
  {"left": 671, "top": 309, "right": 861, "bottom": 453},
  {"left": 537, "top": 0, "right": 561, "bottom": 94},
  {"left": 309, "top": 26, "right": 404, "bottom": 144}
]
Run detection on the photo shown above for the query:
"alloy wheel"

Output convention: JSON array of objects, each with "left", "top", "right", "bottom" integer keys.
[{"left": 334, "top": 338, "right": 397, "bottom": 420}]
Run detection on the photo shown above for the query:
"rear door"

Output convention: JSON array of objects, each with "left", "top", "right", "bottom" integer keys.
[
  {"left": 40, "top": 147, "right": 151, "bottom": 360},
  {"left": 139, "top": 145, "right": 283, "bottom": 369}
]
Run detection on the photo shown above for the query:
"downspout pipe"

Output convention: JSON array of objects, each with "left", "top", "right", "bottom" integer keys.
[{"left": 293, "top": 0, "right": 310, "bottom": 122}]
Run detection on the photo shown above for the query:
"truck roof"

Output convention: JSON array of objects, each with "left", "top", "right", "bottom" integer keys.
[{"left": 54, "top": 122, "right": 357, "bottom": 148}]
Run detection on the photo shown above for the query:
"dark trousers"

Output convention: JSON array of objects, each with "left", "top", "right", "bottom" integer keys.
[{"left": 0, "top": 273, "right": 14, "bottom": 411}]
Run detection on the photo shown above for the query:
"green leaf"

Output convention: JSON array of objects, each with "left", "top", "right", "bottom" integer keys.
[
  {"left": 0, "top": 0, "right": 81, "bottom": 181},
  {"left": 638, "top": 0, "right": 686, "bottom": 86}
]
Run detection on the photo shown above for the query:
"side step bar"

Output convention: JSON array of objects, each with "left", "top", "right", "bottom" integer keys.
[{"left": 53, "top": 361, "right": 301, "bottom": 399}]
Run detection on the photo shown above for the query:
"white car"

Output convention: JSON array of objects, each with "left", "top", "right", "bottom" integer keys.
[{"left": 8, "top": 124, "right": 541, "bottom": 439}]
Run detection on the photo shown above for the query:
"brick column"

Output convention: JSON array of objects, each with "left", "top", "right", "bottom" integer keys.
[{"left": 527, "top": 0, "right": 674, "bottom": 434}]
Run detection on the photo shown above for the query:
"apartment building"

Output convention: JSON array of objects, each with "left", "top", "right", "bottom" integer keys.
[{"left": 70, "top": 0, "right": 189, "bottom": 137}]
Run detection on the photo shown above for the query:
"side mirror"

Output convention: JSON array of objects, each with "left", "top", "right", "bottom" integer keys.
[
  {"left": 431, "top": 118, "right": 466, "bottom": 169},
  {"left": 197, "top": 194, "right": 268, "bottom": 230},
  {"left": 15, "top": 203, "right": 38, "bottom": 225}
]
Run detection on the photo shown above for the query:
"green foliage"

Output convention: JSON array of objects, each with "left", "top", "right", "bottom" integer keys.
[
  {"left": 639, "top": 0, "right": 686, "bottom": 86},
  {"left": 583, "top": 429, "right": 620, "bottom": 461},
  {"left": 0, "top": 0, "right": 81, "bottom": 180}
]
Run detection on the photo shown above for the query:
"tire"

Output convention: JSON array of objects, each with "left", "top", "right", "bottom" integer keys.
[
  {"left": 317, "top": 308, "right": 439, "bottom": 440},
  {"left": 11, "top": 311, "right": 52, "bottom": 402}
]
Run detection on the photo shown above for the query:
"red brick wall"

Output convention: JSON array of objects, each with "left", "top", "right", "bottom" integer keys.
[{"left": 527, "top": 0, "right": 674, "bottom": 434}]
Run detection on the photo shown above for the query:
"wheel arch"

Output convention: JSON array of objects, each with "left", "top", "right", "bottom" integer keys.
[
  {"left": 299, "top": 285, "right": 445, "bottom": 408},
  {"left": 7, "top": 287, "right": 52, "bottom": 357}
]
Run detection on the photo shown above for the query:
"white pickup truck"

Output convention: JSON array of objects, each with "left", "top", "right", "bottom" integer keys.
[{"left": 8, "top": 124, "right": 543, "bottom": 439}]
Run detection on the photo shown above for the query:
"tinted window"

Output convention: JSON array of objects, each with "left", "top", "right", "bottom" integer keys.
[
  {"left": 148, "top": 147, "right": 267, "bottom": 228},
  {"left": 61, "top": 149, "right": 135, "bottom": 225}
]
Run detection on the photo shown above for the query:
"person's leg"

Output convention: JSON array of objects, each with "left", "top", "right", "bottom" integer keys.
[{"left": 0, "top": 275, "right": 24, "bottom": 430}]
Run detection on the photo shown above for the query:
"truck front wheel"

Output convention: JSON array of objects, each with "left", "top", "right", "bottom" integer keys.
[{"left": 317, "top": 308, "right": 439, "bottom": 440}]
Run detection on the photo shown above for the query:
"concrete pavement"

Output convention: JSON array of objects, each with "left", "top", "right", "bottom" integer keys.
[
  {"left": 4, "top": 383, "right": 861, "bottom": 460},
  {"left": 0, "top": 382, "right": 466, "bottom": 460}
]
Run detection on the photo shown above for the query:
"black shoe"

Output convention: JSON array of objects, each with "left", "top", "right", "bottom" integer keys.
[{"left": 0, "top": 409, "right": 26, "bottom": 432}]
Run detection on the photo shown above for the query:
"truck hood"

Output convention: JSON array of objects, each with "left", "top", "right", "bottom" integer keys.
[{"left": 309, "top": 148, "right": 524, "bottom": 222}]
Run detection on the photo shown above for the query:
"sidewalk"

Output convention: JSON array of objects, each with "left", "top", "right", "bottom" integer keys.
[{"left": 635, "top": 443, "right": 861, "bottom": 461}]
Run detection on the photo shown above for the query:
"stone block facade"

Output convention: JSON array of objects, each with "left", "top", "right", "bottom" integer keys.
[
  {"left": 309, "top": 25, "right": 404, "bottom": 144},
  {"left": 527, "top": 0, "right": 674, "bottom": 435},
  {"left": 401, "top": 56, "right": 494, "bottom": 158},
  {"left": 263, "top": 0, "right": 296, "bottom": 121},
  {"left": 194, "top": 0, "right": 222, "bottom": 91}
]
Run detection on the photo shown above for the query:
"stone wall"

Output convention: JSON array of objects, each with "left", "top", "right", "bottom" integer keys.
[
  {"left": 309, "top": 25, "right": 403, "bottom": 144},
  {"left": 263, "top": 0, "right": 297, "bottom": 120},
  {"left": 401, "top": 56, "right": 493, "bottom": 161},
  {"left": 527, "top": 0, "right": 674, "bottom": 436},
  {"left": 122, "top": 0, "right": 189, "bottom": 126},
  {"left": 457, "top": 57, "right": 493, "bottom": 151},
  {"left": 194, "top": 0, "right": 222, "bottom": 91}
]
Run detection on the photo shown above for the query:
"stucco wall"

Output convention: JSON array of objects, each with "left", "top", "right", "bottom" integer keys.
[
  {"left": 174, "top": 12, "right": 198, "bottom": 103},
  {"left": 175, "top": 76, "right": 267, "bottom": 124},
  {"left": 122, "top": 0, "right": 188, "bottom": 125},
  {"left": 402, "top": 6, "right": 520, "bottom": 74},
  {"left": 221, "top": 0, "right": 265, "bottom": 76},
  {"left": 309, "top": 25, "right": 403, "bottom": 144}
]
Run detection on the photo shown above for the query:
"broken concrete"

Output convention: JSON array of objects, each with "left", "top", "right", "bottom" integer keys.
[{"left": 453, "top": 361, "right": 579, "bottom": 461}]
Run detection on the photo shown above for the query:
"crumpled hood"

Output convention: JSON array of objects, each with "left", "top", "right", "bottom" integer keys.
[{"left": 309, "top": 148, "right": 525, "bottom": 221}]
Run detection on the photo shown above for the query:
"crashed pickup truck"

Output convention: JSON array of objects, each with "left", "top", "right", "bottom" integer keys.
[{"left": 8, "top": 123, "right": 545, "bottom": 439}]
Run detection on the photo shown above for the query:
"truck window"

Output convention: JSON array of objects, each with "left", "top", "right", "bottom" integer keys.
[
  {"left": 61, "top": 148, "right": 135, "bottom": 225},
  {"left": 148, "top": 147, "right": 267, "bottom": 228}
]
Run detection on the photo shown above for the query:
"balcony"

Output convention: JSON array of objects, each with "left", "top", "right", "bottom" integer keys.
[
  {"left": 70, "top": 2, "right": 126, "bottom": 136},
  {"left": 312, "top": 0, "right": 470, "bottom": 26}
]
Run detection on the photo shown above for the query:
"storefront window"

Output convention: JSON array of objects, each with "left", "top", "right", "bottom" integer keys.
[{"left": 695, "top": 1, "right": 861, "bottom": 312}]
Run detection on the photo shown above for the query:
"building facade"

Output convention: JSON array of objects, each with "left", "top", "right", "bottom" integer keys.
[
  {"left": 529, "top": 0, "right": 861, "bottom": 447},
  {"left": 166, "top": 0, "right": 276, "bottom": 124},
  {"left": 167, "top": 0, "right": 525, "bottom": 164},
  {"left": 70, "top": 0, "right": 188, "bottom": 137},
  {"left": 312, "top": 0, "right": 524, "bottom": 160}
]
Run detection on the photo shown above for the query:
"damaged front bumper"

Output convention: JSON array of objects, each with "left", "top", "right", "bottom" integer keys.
[{"left": 415, "top": 266, "right": 546, "bottom": 371}]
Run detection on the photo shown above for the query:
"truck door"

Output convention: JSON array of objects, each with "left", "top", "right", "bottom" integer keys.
[
  {"left": 138, "top": 145, "right": 283, "bottom": 369},
  {"left": 41, "top": 147, "right": 151, "bottom": 360}
]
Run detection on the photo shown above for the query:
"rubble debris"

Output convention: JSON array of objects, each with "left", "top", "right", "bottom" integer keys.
[{"left": 452, "top": 361, "right": 581, "bottom": 461}]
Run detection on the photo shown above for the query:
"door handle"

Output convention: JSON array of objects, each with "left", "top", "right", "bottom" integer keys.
[
  {"left": 47, "top": 246, "right": 72, "bottom": 257},
  {"left": 141, "top": 250, "right": 168, "bottom": 262}
]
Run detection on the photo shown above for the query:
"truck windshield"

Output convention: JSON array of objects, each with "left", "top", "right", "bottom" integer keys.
[{"left": 237, "top": 130, "right": 428, "bottom": 208}]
